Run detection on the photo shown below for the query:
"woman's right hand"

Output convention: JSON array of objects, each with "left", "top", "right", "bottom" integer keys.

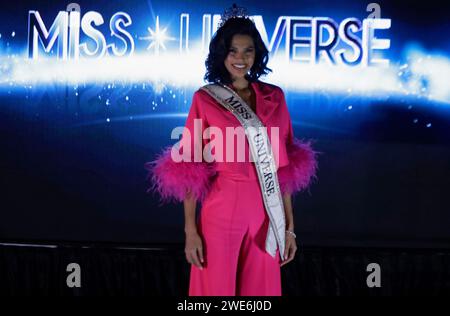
[{"left": 185, "top": 230, "right": 204, "bottom": 269}]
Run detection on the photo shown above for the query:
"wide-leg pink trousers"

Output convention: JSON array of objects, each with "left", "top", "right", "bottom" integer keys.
[{"left": 188, "top": 171, "right": 282, "bottom": 296}]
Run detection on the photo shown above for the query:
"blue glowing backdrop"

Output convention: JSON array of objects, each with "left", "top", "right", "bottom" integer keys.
[{"left": 0, "top": 0, "right": 449, "bottom": 247}]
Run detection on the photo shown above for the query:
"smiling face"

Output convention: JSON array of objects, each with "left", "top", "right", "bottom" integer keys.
[{"left": 224, "top": 34, "right": 256, "bottom": 82}]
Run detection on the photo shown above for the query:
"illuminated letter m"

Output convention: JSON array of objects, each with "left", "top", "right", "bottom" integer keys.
[{"left": 28, "top": 11, "right": 68, "bottom": 60}]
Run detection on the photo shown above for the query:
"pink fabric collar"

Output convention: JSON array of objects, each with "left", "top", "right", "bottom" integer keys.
[{"left": 224, "top": 81, "right": 279, "bottom": 125}]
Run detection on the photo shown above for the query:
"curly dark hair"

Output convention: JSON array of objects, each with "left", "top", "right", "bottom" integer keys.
[{"left": 204, "top": 17, "right": 272, "bottom": 84}]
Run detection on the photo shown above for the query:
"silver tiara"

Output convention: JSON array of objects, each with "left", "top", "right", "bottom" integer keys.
[{"left": 218, "top": 3, "right": 250, "bottom": 28}]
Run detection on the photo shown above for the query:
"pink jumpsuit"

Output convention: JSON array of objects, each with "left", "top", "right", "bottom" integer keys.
[
  {"left": 190, "top": 169, "right": 282, "bottom": 296},
  {"left": 146, "top": 80, "right": 318, "bottom": 296}
]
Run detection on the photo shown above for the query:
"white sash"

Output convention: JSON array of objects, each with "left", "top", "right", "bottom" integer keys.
[{"left": 200, "top": 83, "right": 286, "bottom": 260}]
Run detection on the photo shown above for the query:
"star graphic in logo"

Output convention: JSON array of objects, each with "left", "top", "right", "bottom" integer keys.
[{"left": 139, "top": 16, "right": 176, "bottom": 55}]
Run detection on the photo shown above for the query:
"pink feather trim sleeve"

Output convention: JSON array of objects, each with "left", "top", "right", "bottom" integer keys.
[
  {"left": 144, "top": 146, "right": 217, "bottom": 204},
  {"left": 277, "top": 138, "right": 319, "bottom": 195}
]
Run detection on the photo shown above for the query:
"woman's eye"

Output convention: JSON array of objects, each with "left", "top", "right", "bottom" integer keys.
[{"left": 228, "top": 49, "right": 253, "bottom": 54}]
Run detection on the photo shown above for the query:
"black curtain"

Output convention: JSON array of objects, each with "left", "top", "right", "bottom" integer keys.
[{"left": 1, "top": 242, "right": 449, "bottom": 295}]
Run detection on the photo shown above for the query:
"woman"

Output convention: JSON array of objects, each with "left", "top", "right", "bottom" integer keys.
[{"left": 145, "top": 13, "right": 318, "bottom": 296}]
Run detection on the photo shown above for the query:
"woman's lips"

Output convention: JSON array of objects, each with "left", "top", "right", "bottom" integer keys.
[{"left": 233, "top": 64, "right": 246, "bottom": 70}]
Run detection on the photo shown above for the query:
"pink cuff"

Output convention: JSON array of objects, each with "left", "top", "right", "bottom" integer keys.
[
  {"left": 144, "top": 146, "right": 217, "bottom": 204},
  {"left": 277, "top": 138, "right": 319, "bottom": 195}
]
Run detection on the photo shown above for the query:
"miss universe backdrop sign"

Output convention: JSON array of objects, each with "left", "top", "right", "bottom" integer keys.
[{"left": 0, "top": 0, "right": 449, "bottom": 248}]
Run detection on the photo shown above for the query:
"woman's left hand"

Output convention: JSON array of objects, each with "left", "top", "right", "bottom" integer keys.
[{"left": 281, "top": 233, "right": 297, "bottom": 267}]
